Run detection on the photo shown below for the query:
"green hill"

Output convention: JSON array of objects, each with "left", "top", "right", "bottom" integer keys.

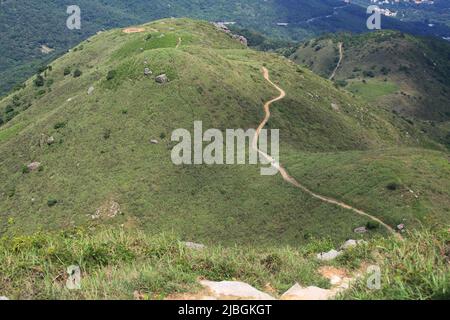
[
  {"left": 290, "top": 31, "right": 450, "bottom": 148},
  {"left": 0, "top": 19, "right": 449, "bottom": 248}
]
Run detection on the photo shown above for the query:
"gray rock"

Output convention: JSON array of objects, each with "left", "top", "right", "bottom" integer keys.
[
  {"left": 144, "top": 68, "right": 152, "bottom": 76},
  {"left": 87, "top": 86, "right": 94, "bottom": 95},
  {"left": 47, "top": 136, "right": 55, "bottom": 145},
  {"left": 354, "top": 226, "right": 368, "bottom": 234},
  {"left": 27, "top": 162, "right": 41, "bottom": 171},
  {"left": 280, "top": 283, "right": 335, "bottom": 300},
  {"left": 150, "top": 139, "right": 159, "bottom": 144},
  {"left": 341, "top": 239, "right": 366, "bottom": 250},
  {"left": 200, "top": 280, "right": 275, "bottom": 300},
  {"left": 155, "top": 74, "right": 169, "bottom": 84},
  {"left": 183, "top": 242, "right": 206, "bottom": 250},
  {"left": 317, "top": 249, "right": 342, "bottom": 261}
]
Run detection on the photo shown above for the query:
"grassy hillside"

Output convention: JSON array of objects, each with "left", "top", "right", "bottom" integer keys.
[
  {"left": 0, "top": 226, "right": 448, "bottom": 300},
  {"left": 0, "top": 19, "right": 449, "bottom": 248},
  {"left": 291, "top": 31, "right": 450, "bottom": 149},
  {"left": 3, "top": 0, "right": 450, "bottom": 96}
]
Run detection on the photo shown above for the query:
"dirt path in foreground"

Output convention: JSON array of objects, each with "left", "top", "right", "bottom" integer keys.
[
  {"left": 256, "top": 67, "right": 400, "bottom": 238},
  {"left": 176, "top": 37, "right": 182, "bottom": 49},
  {"left": 329, "top": 42, "right": 343, "bottom": 81}
]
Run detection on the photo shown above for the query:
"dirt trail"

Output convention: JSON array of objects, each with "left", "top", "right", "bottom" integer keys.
[
  {"left": 176, "top": 37, "right": 182, "bottom": 49},
  {"left": 329, "top": 42, "right": 343, "bottom": 81},
  {"left": 122, "top": 27, "right": 146, "bottom": 34},
  {"left": 255, "top": 67, "right": 400, "bottom": 238}
]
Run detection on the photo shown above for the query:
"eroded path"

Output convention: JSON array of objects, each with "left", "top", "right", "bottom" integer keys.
[
  {"left": 329, "top": 42, "right": 343, "bottom": 81},
  {"left": 255, "top": 67, "right": 400, "bottom": 238}
]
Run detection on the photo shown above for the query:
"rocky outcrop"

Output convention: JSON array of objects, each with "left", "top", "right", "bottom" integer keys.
[{"left": 212, "top": 22, "right": 248, "bottom": 47}]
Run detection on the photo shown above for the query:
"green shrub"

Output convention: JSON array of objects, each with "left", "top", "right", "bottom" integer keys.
[
  {"left": 366, "top": 221, "right": 380, "bottom": 230},
  {"left": 386, "top": 182, "right": 401, "bottom": 191},
  {"left": 34, "top": 75, "right": 45, "bottom": 87},
  {"left": 106, "top": 70, "right": 117, "bottom": 81},
  {"left": 54, "top": 121, "right": 66, "bottom": 130},
  {"left": 63, "top": 67, "right": 71, "bottom": 76},
  {"left": 73, "top": 69, "right": 82, "bottom": 78},
  {"left": 47, "top": 199, "right": 58, "bottom": 207}
]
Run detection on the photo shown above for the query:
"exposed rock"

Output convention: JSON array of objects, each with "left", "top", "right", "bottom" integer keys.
[
  {"left": 397, "top": 224, "right": 405, "bottom": 232},
  {"left": 0, "top": 296, "right": 9, "bottom": 300},
  {"left": 27, "top": 162, "right": 41, "bottom": 171},
  {"left": 92, "top": 200, "right": 121, "bottom": 220},
  {"left": 200, "top": 280, "right": 275, "bottom": 300},
  {"left": 46, "top": 136, "right": 55, "bottom": 145},
  {"left": 155, "top": 74, "right": 169, "bottom": 84},
  {"left": 317, "top": 249, "right": 341, "bottom": 261},
  {"left": 331, "top": 103, "right": 340, "bottom": 112},
  {"left": 340, "top": 239, "right": 367, "bottom": 250},
  {"left": 150, "top": 139, "right": 159, "bottom": 144},
  {"left": 280, "top": 283, "right": 335, "bottom": 300},
  {"left": 87, "top": 86, "right": 94, "bottom": 95},
  {"left": 183, "top": 242, "right": 205, "bottom": 250},
  {"left": 354, "top": 226, "right": 368, "bottom": 234},
  {"left": 144, "top": 68, "right": 152, "bottom": 76},
  {"left": 238, "top": 35, "right": 248, "bottom": 46}
]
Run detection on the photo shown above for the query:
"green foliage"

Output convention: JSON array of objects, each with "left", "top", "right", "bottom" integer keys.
[
  {"left": 34, "top": 75, "right": 45, "bottom": 87},
  {"left": 73, "top": 69, "right": 82, "bottom": 78},
  {"left": 106, "top": 70, "right": 117, "bottom": 81},
  {"left": 47, "top": 199, "right": 58, "bottom": 207}
]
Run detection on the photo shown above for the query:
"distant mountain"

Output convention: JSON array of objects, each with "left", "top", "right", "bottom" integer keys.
[{"left": 2, "top": 0, "right": 450, "bottom": 95}]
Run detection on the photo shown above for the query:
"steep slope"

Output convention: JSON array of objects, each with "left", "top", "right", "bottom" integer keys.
[
  {"left": 0, "top": 19, "right": 449, "bottom": 246},
  {"left": 291, "top": 31, "right": 450, "bottom": 147},
  {"left": 3, "top": 0, "right": 450, "bottom": 95}
]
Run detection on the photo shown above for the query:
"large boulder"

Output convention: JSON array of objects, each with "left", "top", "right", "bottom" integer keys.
[
  {"left": 317, "top": 249, "right": 342, "bottom": 261},
  {"left": 155, "top": 74, "right": 169, "bottom": 84},
  {"left": 200, "top": 280, "right": 275, "bottom": 300},
  {"left": 280, "top": 283, "right": 335, "bottom": 300}
]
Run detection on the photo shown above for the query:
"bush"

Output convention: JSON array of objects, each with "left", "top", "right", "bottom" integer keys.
[
  {"left": 34, "top": 75, "right": 45, "bottom": 87},
  {"left": 106, "top": 70, "right": 117, "bottom": 81},
  {"left": 54, "top": 121, "right": 66, "bottom": 130},
  {"left": 363, "top": 70, "right": 375, "bottom": 78},
  {"left": 47, "top": 199, "right": 58, "bottom": 207},
  {"left": 73, "top": 69, "right": 82, "bottom": 78},
  {"left": 22, "top": 165, "right": 30, "bottom": 174},
  {"left": 366, "top": 221, "right": 380, "bottom": 230},
  {"left": 386, "top": 182, "right": 401, "bottom": 191},
  {"left": 63, "top": 67, "right": 71, "bottom": 76}
]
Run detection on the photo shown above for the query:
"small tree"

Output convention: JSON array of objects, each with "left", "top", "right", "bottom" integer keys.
[
  {"left": 34, "top": 75, "right": 45, "bottom": 87},
  {"left": 73, "top": 69, "right": 82, "bottom": 78}
]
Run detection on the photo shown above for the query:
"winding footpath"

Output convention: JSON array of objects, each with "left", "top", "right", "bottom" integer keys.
[
  {"left": 254, "top": 67, "right": 401, "bottom": 239},
  {"left": 329, "top": 42, "right": 343, "bottom": 81}
]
